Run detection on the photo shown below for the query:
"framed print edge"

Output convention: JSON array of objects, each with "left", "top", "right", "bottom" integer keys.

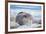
[
  {"left": 5, "top": 0, "right": 45, "bottom": 34},
  {"left": 5, "top": 0, "right": 8, "bottom": 34}
]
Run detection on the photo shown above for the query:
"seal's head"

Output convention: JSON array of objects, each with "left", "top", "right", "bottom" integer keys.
[{"left": 16, "top": 12, "right": 32, "bottom": 25}]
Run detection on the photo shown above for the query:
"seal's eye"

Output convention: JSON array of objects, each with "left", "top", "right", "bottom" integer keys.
[{"left": 23, "top": 15, "right": 27, "bottom": 18}]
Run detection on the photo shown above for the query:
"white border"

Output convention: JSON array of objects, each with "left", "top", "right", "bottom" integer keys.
[{"left": 8, "top": 2, "right": 43, "bottom": 32}]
